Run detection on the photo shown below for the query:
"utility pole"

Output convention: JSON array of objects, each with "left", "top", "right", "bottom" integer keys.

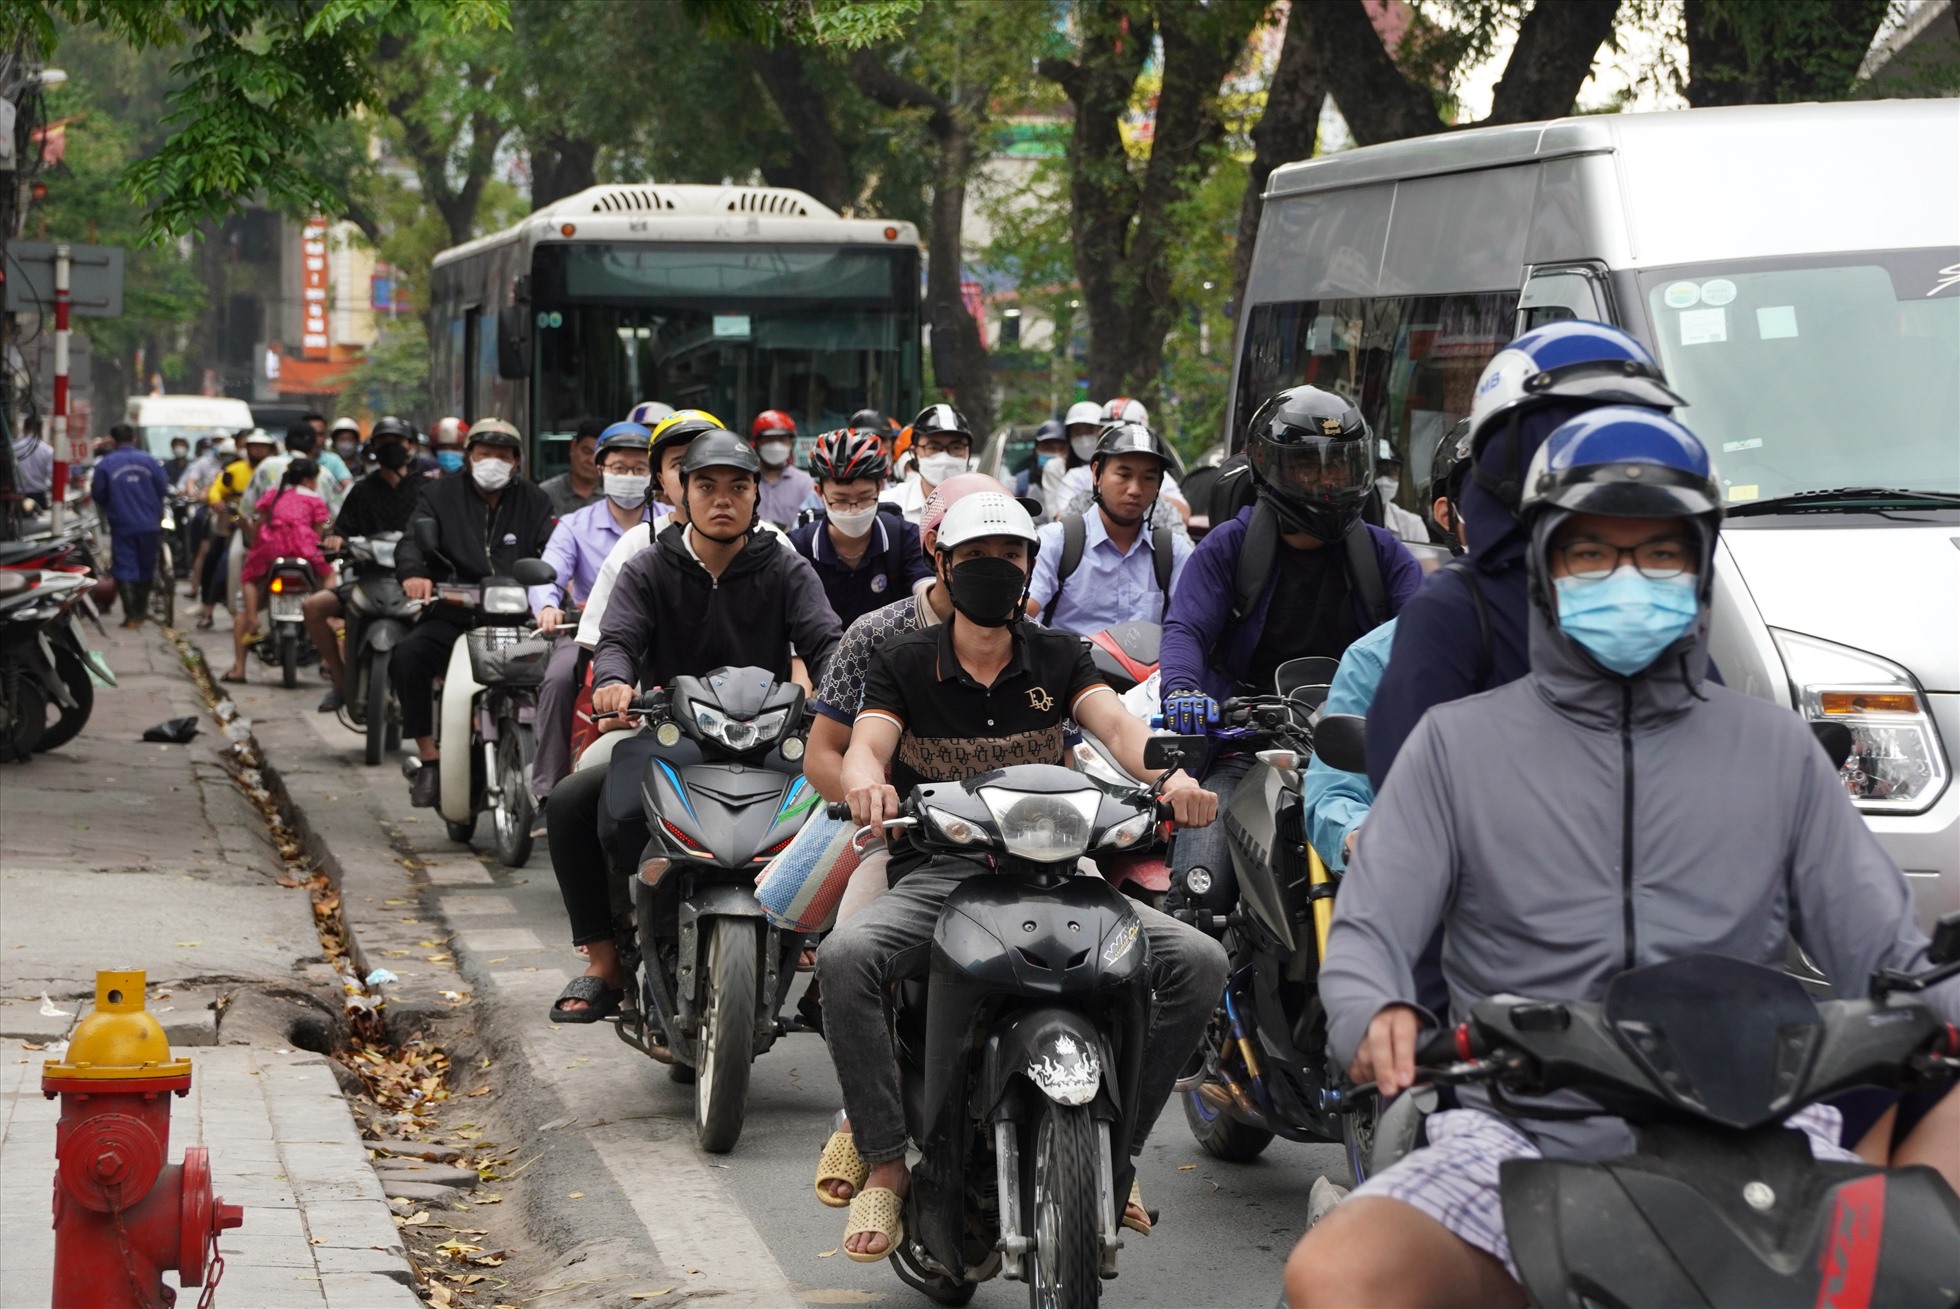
[{"left": 49, "top": 242, "right": 69, "bottom": 532}]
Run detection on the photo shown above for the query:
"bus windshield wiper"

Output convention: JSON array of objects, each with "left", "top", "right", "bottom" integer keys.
[{"left": 1726, "top": 487, "right": 1960, "bottom": 517}]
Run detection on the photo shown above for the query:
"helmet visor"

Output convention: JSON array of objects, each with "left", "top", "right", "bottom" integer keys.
[{"left": 1249, "top": 434, "right": 1371, "bottom": 505}]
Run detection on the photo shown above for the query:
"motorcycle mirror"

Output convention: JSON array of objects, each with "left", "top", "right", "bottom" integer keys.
[
  {"left": 412, "top": 517, "right": 440, "bottom": 555},
  {"left": 1810, "top": 721, "right": 1854, "bottom": 773},
  {"left": 1929, "top": 911, "right": 1960, "bottom": 967},
  {"left": 1143, "top": 734, "right": 1205, "bottom": 771},
  {"left": 1313, "top": 713, "right": 1367, "bottom": 774},
  {"left": 511, "top": 557, "right": 556, "bottom": 588}
]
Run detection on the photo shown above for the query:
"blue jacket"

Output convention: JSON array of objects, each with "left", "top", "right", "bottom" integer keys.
[
  {"left": 91, "top": 445, "right": 171, "bottom": 535},
  {"left": 1302, "top": 618, "right": 1396, "bottom": 871},
  {"left": 1159, "top": 505, "right": 1422, "bottom": 704}
]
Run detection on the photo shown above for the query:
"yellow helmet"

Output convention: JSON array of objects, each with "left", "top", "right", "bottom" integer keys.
[{"left": 648, "top": 409, "right": 727, "bottom": 466}]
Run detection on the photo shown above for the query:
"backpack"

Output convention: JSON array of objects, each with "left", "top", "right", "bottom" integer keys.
[
  {"left": 1225, "top": 500, "right": 1390, "bottom": 637},
  {"left": 1043, "top": 511, "right": 1175, "bottom": 626}
]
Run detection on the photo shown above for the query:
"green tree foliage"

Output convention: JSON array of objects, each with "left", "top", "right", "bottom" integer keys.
[{"left": 334, "top": 321, "right": 430, "bottom": 418}]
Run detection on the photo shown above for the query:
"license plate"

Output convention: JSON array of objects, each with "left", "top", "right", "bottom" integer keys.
[{"left": 272, "top": 595, "right": 303, "bottom": 619}]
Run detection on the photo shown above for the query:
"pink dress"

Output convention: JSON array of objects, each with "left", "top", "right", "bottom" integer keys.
[{"left": 242, "top": 487, "right": 328, "bottom": 584}]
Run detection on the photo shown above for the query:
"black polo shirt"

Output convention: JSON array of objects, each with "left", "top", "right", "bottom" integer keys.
[{"left": 859, "top": 620, "right": 1110, "bottom": 875}]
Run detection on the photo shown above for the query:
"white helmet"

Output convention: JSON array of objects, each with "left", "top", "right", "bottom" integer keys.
[
  {"left": 627, "top": 400, "right": 675, "bottom": 427},
  {"left": 933, "top": 491, "right": 1039, "bottom": 551},
  {"left": 330, "top": 416, "right": 361, "bottom": 437},
  {"left": 1100, "top": 396, "right": 1149, "bottom": 426},
  {"left": 1064, "top": 401, "right": 1103, "bottom": 428}
]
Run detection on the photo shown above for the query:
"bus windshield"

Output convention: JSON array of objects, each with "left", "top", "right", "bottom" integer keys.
[
  {"left": 530, "top": 242, "right": 919, "bottom": 471},
  {"left": 1639, "top": 249, "right": 1959, "bottom": 505}
]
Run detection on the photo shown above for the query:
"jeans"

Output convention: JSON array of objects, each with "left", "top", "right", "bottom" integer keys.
[
  {"left": 1167, "top": 753, "right": 1253, "bottom": 915},
  {"left": 818, "top": 860, "right": 1228, "bottom": 1164}
]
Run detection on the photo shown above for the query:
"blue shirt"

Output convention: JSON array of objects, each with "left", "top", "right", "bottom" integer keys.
[
  {"left": 788, "top": 508, "right": 934, "bottom": 630},
  {"left": 90, "top": 445, "right": 171, "bottom": 535},
  {"left": 530, "top": 498, "right": 653, "bottom": 613},
  {"left": 1302, "top": 618, "right": 1396, "bottom": 872},
  {"left": 1027, "top": 510, "right": 1193, "bottom": 637}
]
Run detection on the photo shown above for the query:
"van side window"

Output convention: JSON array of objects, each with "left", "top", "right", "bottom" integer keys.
[
  {"left": 1518, "top": 266, "right": 1610, "bottom": 333},
  {"left": 1235, "top": 291, "right": 1515, "bottom": 486}
]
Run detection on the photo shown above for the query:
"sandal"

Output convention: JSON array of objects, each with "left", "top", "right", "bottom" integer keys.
[
  {"left": 842, "top": 1185, "right": 904, "bottom": 1263},
  {"left": 219, "top": 672, "right": 247, "bottom": 685},
  {"left": 813, "top": 1129, "right": 866, "bottom": 1209},
  {"left": 1120, "top": 1176, "right": 1157, "bottom": 1235},
  {"left": 195, "top": 615, "right": 214, "bottom": 630},
  {"left": 548, "top": 975, "right": 622, "bottom": 1024}
]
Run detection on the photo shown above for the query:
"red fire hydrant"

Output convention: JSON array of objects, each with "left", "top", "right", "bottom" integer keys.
[{"left": 42, "top": 970, "right": 244, "bottom": 1308}]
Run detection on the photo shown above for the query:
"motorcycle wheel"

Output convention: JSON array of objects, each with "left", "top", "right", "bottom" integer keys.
[
  {"left": 363, "top": 650, "right": 391, "bottom": 766},
  {"left": 445, "top": 818, "right": 475, "bottom": 844},
  {"left": 0, "top": 659, "right": 49, "bottom": 760},
  {"left": 1022, "top": 1100, "right": 1102, "bottom": 1309},
  {"left": 149, "top": 547, "right": 175, "bottom": 626},
  {"left": 490, "top": 720, "right": 535, "bottom": 868},
  {"left": 1182, "top": 1083, "right": 1275, "bottom": 1162},
  {"left": 1341, "top": 1093, "right": 1380, "bottom": 1187},
  {"left": 34, "top": 641, "right": 95, "bottom": 753},
  {"left": 694, "top": 917, "right": 757, "bottom": 1153},
  {"left": 280, "top": 628, "right": 298, "bottom": 688}
]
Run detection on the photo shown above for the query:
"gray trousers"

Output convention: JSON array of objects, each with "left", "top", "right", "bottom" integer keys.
[
  {"left": 531, "top": 638, "right": 585, "bottom": 800},
  {"left": 818, "top": 860, "right": 1229, "bottom": 1164}
]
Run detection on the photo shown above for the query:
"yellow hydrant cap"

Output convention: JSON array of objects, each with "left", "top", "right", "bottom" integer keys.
[{"left": 42, "top": 970, "right": 191, "bottom": 1084}]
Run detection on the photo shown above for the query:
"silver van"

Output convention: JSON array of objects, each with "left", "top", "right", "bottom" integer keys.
[{"left": 1231, "top": 100, "right": 1959, "bottom": 930}]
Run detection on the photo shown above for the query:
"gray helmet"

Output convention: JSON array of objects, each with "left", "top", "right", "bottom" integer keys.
[
  {"left": 465, "top": 418, "right": 524, "bottom": 455},
  {"left": 1091, "top": 422, "right": 1184, "bottom": 480},
  {"left": 679, "top": 430, "right": 762, "bottom": 478}
]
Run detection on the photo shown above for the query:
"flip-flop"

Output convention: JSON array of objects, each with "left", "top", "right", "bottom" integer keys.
[
  {"left": 219, "top": 673, "right": 247, "bottom": 685},
  {"left": 1120, "top": 1176, "right": 1157, "bottom": 1235},
  {"left": 548, "top": 975, "right": 622, "bottom": 1024},
  {"left": 814, "top": 1129, "right": 866, "bottom": 1209},
  {"left": 842, "top": 1185, "right": 904, "bottom": 1263}
]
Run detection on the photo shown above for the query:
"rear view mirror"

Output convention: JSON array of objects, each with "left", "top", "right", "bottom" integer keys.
[
  {"left": 511, "top": 557, "right": 557, "bottom": 588},
  {"left": 1811, "top": 721, "right": 1854, "bottom": 773},
  {"left": 1143, "top": 735, "right": 1206, "bottom": 772},
  {"left": 1929, "top": 911, "right": 1960, "bottom": 967},
  {"left": 497, "top": 303, "right": 531, "bottom": 379},
  {"left": 412, "top": 517, "right": 441, "bottom": 555},
  {"left": 1313, "top": 714, "right": 1367, "bottom": 775},
  {"left": 1275, "top": 657, "right": 1340, "bottom": 699}
]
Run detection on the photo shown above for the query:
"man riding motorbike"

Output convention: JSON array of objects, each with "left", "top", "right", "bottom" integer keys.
[
  {"left": 751, "top": 409, "right": 814, "bottom": 530},
  {"left": 879, "top": 404, "right": 972, "bottom": 525},
  {"left": 542, "top": 430, "right": 841, "bottom": 1020},
  {"left": 1289, "top": 408, "right": 1960, "bottom": 1309},
  {"left": 817, "top": 490, "right": 1227, "bottom": 1259},
  {"left": 1157, "top": 385, "right": 1421, "bottom": 920},
  {"left": 312, "top": 416, "right": 426, "bottom": 712},
  {"left": 788, "top": 427, "right": 932, "bottom": 629},
  {"left": 393, "top": 419, "right": 555, "bottom": 808}
]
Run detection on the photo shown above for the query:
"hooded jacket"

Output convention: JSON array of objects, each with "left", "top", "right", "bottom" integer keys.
[
  {"left": 1321, "top": 539, "right": 1958, "bottom": 1161},
  {"left": 592, "top": 522, "right": 842, "bottom": 694}
]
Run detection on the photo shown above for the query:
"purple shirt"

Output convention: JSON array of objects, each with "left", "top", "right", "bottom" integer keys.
[
  {"left": 757, "top": 465, "right": 815, "bottom": 529},
  {"left": 530, "top": 498, "right": 654, "bottom": 613}
]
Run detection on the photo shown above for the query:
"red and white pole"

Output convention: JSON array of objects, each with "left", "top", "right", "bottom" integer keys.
[{"left": 49, "top": 243, "right": 71, "bottom": 533}]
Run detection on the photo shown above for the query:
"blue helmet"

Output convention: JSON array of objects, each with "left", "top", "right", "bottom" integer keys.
[
  {"left": 596, "top": 421, "right": 653, "bottom": 462},
  {"left": 1520, "top": 407, "right": 1722, "bottom": 523},
  {"left": 1468, "top": 321, "right": 1686, "bottom": 509}
]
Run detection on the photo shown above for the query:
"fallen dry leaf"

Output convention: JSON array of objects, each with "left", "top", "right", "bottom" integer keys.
[
  {"left": 466, "top": 1086, "right": 490, "bottom": 1097},
  {"left": 1178, "top": 1164, "right": 1196, "bottom": 1171},
  {"left": 629, "top": 1293, "right": 676, "bottom": 1301},
  {"left": 816, "top": 1249, "right": 837, "bottom": 1259},
  {"left": 566, "top": 1191, "right": 584, "bottom": 1199}
]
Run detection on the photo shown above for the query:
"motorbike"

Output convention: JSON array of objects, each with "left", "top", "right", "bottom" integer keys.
[
  {"left": 601, "top": 670, "right": 818, "bottom": 1152},
  {"left": 1082, "top": 620, "right": 1160, "bottom": 695},
  {"left": 0, "top": 570, "right": 97, "bottom": 759},
  {"left": 261, "top": 556, "right": 319, "bottom": 688},
  {"left": 1066, "top": 620, "right": 1172, "bottom": 906},
  {"left": 828, "top": 761, "right": 1173, "bottom": 1308},
  {"left": 331, "top": 533, "right": 415, "bottom": 765},
  {"left": 0, "top": 532, "right": 114, "bottom": 753},
  {"left": 1336, "top": 918, "right": 1960, "bottom": 1309}
]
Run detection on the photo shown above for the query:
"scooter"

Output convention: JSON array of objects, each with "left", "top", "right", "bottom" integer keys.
[
  {"left": 1069, "top": 620, "right": 1173, "bottom": 906},
  {"left": 604, "top": 669, "right": 817, "bottom": 1153},
  {"left": 830, "top": 760, "right": 1170, "bottom": 1308},
  {"left": 1083, "top": 620, "right": 1160, "bottom": 694},
  {"left": 263, "top": 556, "right": 318, "bottom": 688},
  {"left": 332, "top": 533, "right": 416, "bottom": 765},
  {"left": 0, "top": 534, "right": 114, "bottom": 753},
  {"left": 0, "top": 570, "right": 96, "bottom": 759},
  {"left": 1350, "top": 918, "right": 1960, "bottom": 1309}
]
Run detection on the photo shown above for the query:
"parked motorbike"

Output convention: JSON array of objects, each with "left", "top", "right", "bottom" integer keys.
[
  {"left": 332, "top": 533, "right": 415, "bottom": 765},
  {"left": 0, "top": 570, "right": 96, "bottom": 759},
  {"left": 602, "top": 669, "right": 817, "bottom": 1152},
  {"left": 1342, "top": 920, "right": 1960, "bottom": 1309},
  {"left": 262, "top": 556, "right": 319, "bottom": 688},
  {"left": 0, "top": 532, "right": 114, "bottom": 753},
  {"left": 828, "top": 761, "right": 1173, "bottom": 1308}
]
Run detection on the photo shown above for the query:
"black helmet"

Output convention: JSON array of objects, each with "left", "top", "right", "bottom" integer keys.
[
  {"left": 595, "top": 421, "right": 653, "bottom": 463},
  {"left": 679, "top": 430, "right": 762, "bottom": 478},
  {"left": 1426, "top": 418, "right": 1473, "bottom": 507},
  {"left": 1243, "top": 385, "right": 1372, "bottom": 540},
  {"left": 369, "top": 415, "right": 415, "bottom": 443},
  {"left": 1091, "top": 422, "right": 1185, "bottom": 479},
  {"left": 848, "top": 408, "right": 893, "bottom": 434},
  {"left": 911, "top": 403, "right": 972, "bottom": 442},
  {"left": 465, "top": 418, "right": 524, "bottom": 455}
]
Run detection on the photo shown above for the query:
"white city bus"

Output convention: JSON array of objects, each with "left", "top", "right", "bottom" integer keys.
[{"left": 430, "top": 183, "right": 923, "bottom": 476}]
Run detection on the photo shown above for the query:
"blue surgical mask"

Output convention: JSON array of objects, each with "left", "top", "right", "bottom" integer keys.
[
  {"left": 1553, "top": 566, "right": 1699, "bottom": 676},
  {"left": 436, "top": 450, "right": 465, "bottom": 473}
]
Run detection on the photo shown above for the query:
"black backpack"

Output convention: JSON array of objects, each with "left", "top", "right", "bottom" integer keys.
[
  {"left": 1043, "top": 511, "right": 1176, "bottom": 625},
  {"left": 1225, "top": 500, "right": 1390, "bottom": 637}
]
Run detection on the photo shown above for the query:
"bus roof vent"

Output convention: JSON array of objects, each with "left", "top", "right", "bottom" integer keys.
[
  {"left": 533, "top": 183, "right": 838, "bottom": 222},
  {"left": 719, "top": 186, "right": 836, "bottom": 219},
  {"left": 582, "top": 186, "right": 679, "bottom": 214}
]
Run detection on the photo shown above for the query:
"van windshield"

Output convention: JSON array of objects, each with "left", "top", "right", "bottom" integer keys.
[{"left": 1639, "top": 249, "right": 1959, "bottom": 505}]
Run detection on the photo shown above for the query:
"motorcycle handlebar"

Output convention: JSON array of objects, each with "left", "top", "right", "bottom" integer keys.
[
  {"left": 825, "top": 801, "right": 851, "bottom": 821},
  {"left": 1417, "top": 1023, "right": 1487, "bottom": 1066}
]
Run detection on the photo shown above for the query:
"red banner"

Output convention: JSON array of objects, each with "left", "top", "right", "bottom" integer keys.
[{"left": 300, "top": 217, "right": 330, "bottom": 357}]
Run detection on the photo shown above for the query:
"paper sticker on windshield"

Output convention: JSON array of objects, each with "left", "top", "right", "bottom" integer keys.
[
  {"left": 1757, "top": 306, "right": 1798, "bottom": 340},
  {"left": 1679, "top": 307, "right": 1727, "bottom": 345},
  {"left": 1727, "top": 484, "right": 1759, "bottom": 502},
  {"left": 1700, "top": 279, "right": 1738, "bottom": 306},
  {"left": 1663, "top": 281, "right": 1700, "bottom": 309},
  {"left": 713, "top": 315, "right": 752, "bottom": 339},
  {"left": 1722, "top": 438, "right": 1762, "bottom": 453}
]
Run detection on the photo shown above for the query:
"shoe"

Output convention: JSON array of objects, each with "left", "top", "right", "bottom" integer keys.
[
  {"left": 1307, "top": 1175, "right": 1350, "bottom": 1228},
  {"left": 318, "top": 689, "right": 345, "bottom": 713},
  {"left": 409, "top": 761, "right": 441, "bottom": 808}
]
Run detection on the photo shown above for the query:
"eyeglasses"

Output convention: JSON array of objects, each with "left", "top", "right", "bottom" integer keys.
[
  {"left": 1552, "top": 538, "right": 1694, "bottom": 581},
  {"left": 824, "top": 495, "right": 880, "bottom": 512},
  {"left": 916, "top": 437, "right": 970, "bottom": 457}
]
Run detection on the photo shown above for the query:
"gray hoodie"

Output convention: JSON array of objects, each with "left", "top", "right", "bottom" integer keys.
[{"left": 1322, "top": 547, "right": 1959, "bottom": 1161}]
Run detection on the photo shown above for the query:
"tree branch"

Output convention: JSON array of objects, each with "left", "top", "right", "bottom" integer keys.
[
  {"left": 1231, "top": 1, "right": 1325, "bottom": 316},
  {"left": 849, "top": 49, "right": 952, "bottom": 138},
  {"left": 745, "top": 43, "right": 852, "bottom": 211},
  {"left": 1300, "top": 0, "right": 1439, "bottom": 146},
  {"left": 1486, "top": 0, "right": 1620, "bottom": 124}
]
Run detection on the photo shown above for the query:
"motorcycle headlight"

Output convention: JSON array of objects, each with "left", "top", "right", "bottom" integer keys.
[
  {"left": 1772, "top": 629, "right": 1949, "bottom": 815},
  {"left": 925, "top": 805, "right": 986, "bottom": 845},
  {"left": 483, "top": 584, "right": 529, "bottom": 615},
  {"left": 688, "top": 702, "right": 788, "bottom": 753},
  {"left": 370, "top": 540, "right": 397, "bottom": 568},
  {"left": 978, "top": 787, "right": 1100, "bottom": 863},
  {"left": 1096, "top": 810, "right": 1152, "bottom": 850}
]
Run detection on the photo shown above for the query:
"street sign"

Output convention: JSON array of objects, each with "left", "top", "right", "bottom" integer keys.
[{"left": 3, "top": 241, "right": 124, "bottom": 317}]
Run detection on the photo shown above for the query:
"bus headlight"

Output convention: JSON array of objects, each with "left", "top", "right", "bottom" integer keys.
[{"left": 1772, "top": 629, "right": 1948, "bottom": 815}]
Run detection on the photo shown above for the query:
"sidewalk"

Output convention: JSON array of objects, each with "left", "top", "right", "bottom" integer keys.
[{"left": 0, "top": 616, "right": 418, "bottom": 1308}]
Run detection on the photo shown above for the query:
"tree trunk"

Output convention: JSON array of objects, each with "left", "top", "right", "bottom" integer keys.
[
  {"left": 1229, "top": 2, "right": 1326, "bottom": 327},
  {"left": 531, "top": 136, "right": 598, "bottom": 209},
  {"left": 746, "top": 45, "right": 852, "bottom": 212},
  {"left": 1685, "top": 0, "right": 1890, "bottom": 107},
  {"left": 1301, "top": 0, "right": 1440, "bottom": 147},
  {"left": 1486, "top": 0, "right": 1621, "bottom": 124}
]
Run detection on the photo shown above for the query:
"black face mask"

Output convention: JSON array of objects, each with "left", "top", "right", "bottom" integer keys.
[
  {"left": 374, "top": 442, "right": 411, "bottom": 471},
  {"left": 946, "top": 556, "right": 1027, "bottom": 628}
]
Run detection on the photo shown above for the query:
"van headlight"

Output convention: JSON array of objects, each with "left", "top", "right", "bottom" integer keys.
[
  {"left": 978, "top": 788, "right": 1099, "bottom": 863},
  {"left": 483, "top": 584, "right": 529, "bottom": 615},
  {"left": 1772, "top": 630, "right": 1948, "bottom": 815}
]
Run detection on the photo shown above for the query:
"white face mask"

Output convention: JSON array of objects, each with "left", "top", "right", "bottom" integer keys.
[
  {"left": 604, "top": 471, "right": 652, "bottom": 507},
  {"left": 827, "top": 503, "right": 879, "bottom": 537},
  {"left": 757, "top": 441, "right": 792, "bottom": 467},
  {"left": 470, "top": 457, "right": 514, "bottom": 492},
  {"left": 1376, "top": 475, "right": 1400, "bottom": 501},
  {"left": 917, "top": 452, "right": 967, "bottom": 486},
  {"left": 1070, "top": 434, "right": 1100, "bottom": 461}
]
